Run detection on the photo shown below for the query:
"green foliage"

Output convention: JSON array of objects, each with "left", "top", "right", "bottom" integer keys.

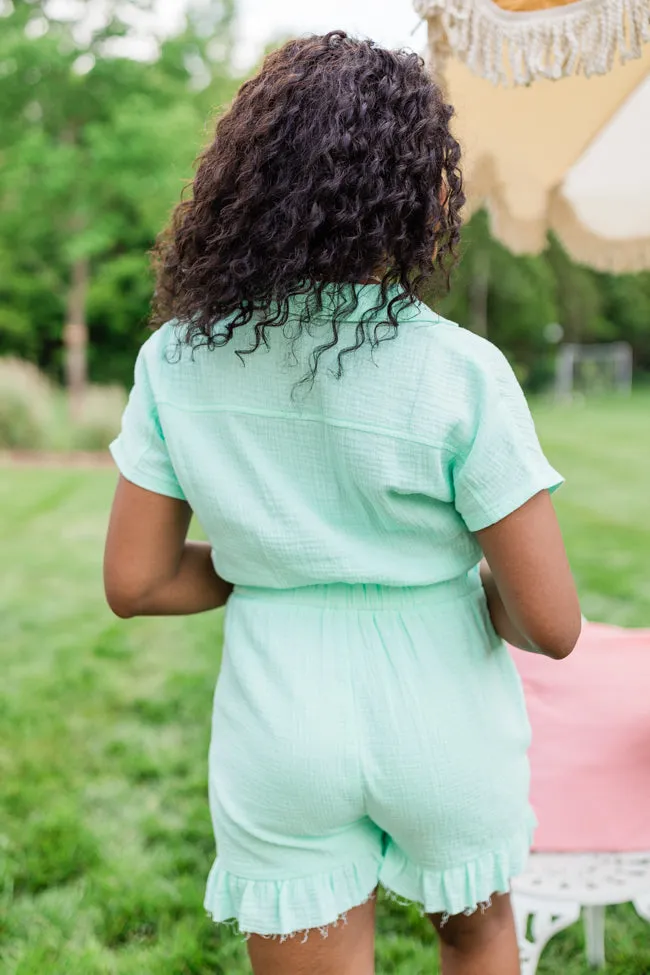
[
  {"left": 0, "top": 0, "right": 240, "bottom": 386},
  {"left": 434, "top": 212, "right": 650, "bottom": 387},
  {"left": 2, "top": 3, "right": 649, "bottom": 391},
  {"left": 599, "top": 270, "right": 650, "bottom": 370},
  {"left": 1, "top": 397, "right": 649, "bottom": 972}
]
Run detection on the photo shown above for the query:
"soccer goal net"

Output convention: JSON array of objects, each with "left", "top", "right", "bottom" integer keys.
[{"left": 554, "top": 342, "right": 633, "bottom": 399}]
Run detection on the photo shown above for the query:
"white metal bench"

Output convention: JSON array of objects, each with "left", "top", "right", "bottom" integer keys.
[{"left": 513, "top": 852, "right": 650, "bottom": 973}]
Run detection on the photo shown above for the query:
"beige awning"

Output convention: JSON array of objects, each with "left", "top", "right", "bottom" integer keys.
[{"left": 446, "top": 44, "right": 650, "bottom": 270}]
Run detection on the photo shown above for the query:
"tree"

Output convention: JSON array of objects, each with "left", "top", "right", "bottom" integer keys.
[
  {"left": 0, "top": 0, "right": 238, "bottom": 405},
  {"left": 2, "top": 9, "right": 649, "bottom": 394}
]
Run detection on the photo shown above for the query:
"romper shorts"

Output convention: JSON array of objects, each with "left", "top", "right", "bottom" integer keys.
[{"left": 204, "top": 571, "right": 535, "bottom": 937}]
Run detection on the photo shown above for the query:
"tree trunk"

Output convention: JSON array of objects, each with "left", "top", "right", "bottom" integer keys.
[
  {"left": 470, "top": 249, "right": 490, "bottom": 338},
  {"left": 63, "top": 256, "right": 89, "bottom": 422}
]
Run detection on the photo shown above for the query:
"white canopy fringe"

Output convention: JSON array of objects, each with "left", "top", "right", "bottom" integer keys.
[{"left": 415, "top": 0, "right": 650, "bottom": 86}]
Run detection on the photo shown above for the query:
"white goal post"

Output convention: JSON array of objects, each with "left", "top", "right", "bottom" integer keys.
[{"left": 554, "top": 342, "right": 633, "bottom": 399}]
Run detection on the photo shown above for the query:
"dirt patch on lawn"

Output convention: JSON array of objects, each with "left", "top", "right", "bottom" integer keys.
[{"left": 0, "top": 450, "right": 114, "bottom": 469}]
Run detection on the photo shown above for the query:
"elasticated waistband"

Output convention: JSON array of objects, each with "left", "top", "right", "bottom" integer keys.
[{"left": 232, "top": 571, "right": 481, "bottom": 610}]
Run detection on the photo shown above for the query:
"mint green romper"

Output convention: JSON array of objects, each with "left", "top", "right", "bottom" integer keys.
[{"left": 110, "top": 284, "right": 563, "bottom": 938}]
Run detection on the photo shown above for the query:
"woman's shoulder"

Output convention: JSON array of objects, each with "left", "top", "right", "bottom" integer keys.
[
  {"left": 403, "top": 311, "right": 523, "bottom": 447},
  {"left": 138, "top": 321, "right": 185, "bottom": 361},
  {"left": 134, "top": 321, "right": 191, "bottom": 388},
  {"left": 405, "top": 308, "right": 509, "bottom": 382}
]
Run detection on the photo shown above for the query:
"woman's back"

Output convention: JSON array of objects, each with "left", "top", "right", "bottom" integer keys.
[{"left": 112, "top": 284, "right": 560, "bottom": 590}]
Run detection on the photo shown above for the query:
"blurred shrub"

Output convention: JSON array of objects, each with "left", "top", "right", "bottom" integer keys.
[
  {"left": 0, "top": 357, "right": 125, "bottom": 450},
  {"left": 72, "top": 385, "right": 127, "bottom": 451},
  {"left": 0, "top": 357, "right": 55, "bottom": 449}
]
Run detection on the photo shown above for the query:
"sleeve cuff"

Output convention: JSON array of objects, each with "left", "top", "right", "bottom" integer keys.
[
  {"left": 109, "top": 439, "right": 186, "bottom": 501},
  {"left": 462, "top": 467, "right": 564, "bottom": 533}
]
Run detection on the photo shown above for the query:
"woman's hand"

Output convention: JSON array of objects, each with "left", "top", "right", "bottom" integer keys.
[{"left": 104, "top": 476, "right": 233, "bottom": 618}]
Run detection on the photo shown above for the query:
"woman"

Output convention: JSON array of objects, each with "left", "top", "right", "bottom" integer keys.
[{"left": 104, "top": 31, "right": 581, "bottom": 975}]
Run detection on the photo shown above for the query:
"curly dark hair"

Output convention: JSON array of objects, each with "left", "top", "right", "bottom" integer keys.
[{"left": 151, "top": 30, "right": 464, "bottom": 383}]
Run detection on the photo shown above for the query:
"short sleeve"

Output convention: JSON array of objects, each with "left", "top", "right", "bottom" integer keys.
[
  {"left": 109, "top": 340, "right": 186, "bottom": 501},
  {"left": 452, "top": 342, "right": 563, "bottom": 531}
]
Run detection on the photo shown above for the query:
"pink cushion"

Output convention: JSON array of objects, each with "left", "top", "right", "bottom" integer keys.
[{"left": 511, "top": 623, "right": 650, "bottom": 852}]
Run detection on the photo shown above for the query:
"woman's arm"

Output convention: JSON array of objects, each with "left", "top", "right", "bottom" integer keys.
[
  {"left": 479, "top": 559, "right": 539, "bottom": 653},
  {"left": 104, "top": 476, "right": 233, "bottom": 618},
  {"left": 476, "top": 490, "right": 581, "bottom": 660}
]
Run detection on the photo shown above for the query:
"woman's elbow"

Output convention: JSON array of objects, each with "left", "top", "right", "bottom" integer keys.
[
  {"left": 104, "top": 584, "right": 139, "bottom": 619},
  {"left": 531, "top": 612, "right": 583, "bottom": 660},
  {"left": 103, "top": 568, "right": 149, "bottom": 619},
  {"left": 108, "top": 599, "right": 137, "bottom": 620}
]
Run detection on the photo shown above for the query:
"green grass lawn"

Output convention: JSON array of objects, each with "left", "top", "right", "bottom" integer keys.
[{"left": 1, "top": 394, "right": 649, "bottom": 975}]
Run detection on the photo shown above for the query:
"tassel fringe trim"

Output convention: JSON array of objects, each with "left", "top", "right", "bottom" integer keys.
[{"left": 415, "top": 0, "right": 650, "bottom": 86}]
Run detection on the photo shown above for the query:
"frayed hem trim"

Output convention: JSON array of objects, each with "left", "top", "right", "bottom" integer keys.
[
  {"left": 440, "top": 894, "right": 494, "bottom": 928},
  {"left": 207, "top": 885, "right": 505, "bottom": 941},
  {"left": 382, "top": 885, "right": 497, "bottom": 927},
  {"left": 206, "top": 888, "right": 375, "bottom": 942}
]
